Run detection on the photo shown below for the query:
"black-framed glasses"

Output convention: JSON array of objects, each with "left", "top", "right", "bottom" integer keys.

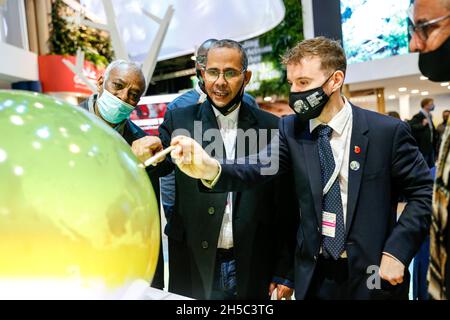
[
  {"left": 408, "top": 9, "right": 450, "bottom": 42},
  {"left": 204, "top": 68, "right": 245, "bottom": 82}
]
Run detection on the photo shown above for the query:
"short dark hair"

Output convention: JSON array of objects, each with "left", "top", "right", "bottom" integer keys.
[
  {"left": 421, "top": 98, "right": 434, "bottom": 108},
  {"left": 282, "top": 37, "right": 347, "bottom": 75},
  {"left": 206, "top": 39, "right": 248, "bottom": 71}
]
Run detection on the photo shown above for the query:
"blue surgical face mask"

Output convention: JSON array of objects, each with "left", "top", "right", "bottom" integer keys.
[{"left": 96, "top": 89, "right": 135, "bottom": 124}]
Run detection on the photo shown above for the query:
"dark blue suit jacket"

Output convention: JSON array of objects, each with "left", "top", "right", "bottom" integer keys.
[{"left": 211, "top": 104, "right": 432, "bottom": 299}]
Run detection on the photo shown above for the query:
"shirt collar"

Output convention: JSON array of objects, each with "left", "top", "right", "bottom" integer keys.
[
  {"left": 212, "top": 103, "right": 241, "bottom": 125},
  {"left": 87, "top": 93, "right": 98, "bottom": 113},
  {"left": 309, "top": 96, "right": 352, "bottom": 135},
  {"left": 195, "top": 83, "right": 204, "bottom": 96},
  {"left": 420, "top": 109, "right": 430, "bottom": 117}
]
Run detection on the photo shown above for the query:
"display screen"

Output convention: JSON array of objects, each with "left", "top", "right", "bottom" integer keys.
[{"left": 340, "top": 0, "right": 412, "bottom": 64}]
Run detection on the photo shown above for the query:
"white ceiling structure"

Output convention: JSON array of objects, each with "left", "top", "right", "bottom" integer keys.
[{"left": 79, "top": 0, "right": 286, "bottom": 62}]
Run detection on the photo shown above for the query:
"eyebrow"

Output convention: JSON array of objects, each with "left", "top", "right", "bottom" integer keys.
[
  {"left": 111, "top": 79, "right": 125, "bottom": 84},
  {"left": 294, "top": 76, "right": 313, "bottom": 81}
]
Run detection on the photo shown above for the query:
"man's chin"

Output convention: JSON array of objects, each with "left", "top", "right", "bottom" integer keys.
[{"left": 211, "top": 100, "right": 229, "bottom": 108}]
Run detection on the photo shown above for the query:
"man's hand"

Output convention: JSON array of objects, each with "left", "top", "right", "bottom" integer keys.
[
  {"left": 379, "top": 254, "right": 405, "bottom": 286},
  {"left": 269, "top": 283, "right": 293, "bottom": 300},
  {"left": 131, "top": 136, "right": 163, "bottom": 164},
  {"left": 422, "top": 118, "right": 429, "bottom": 126},
  {"left": 170, "top": 135, "right": 219, "bottom": 181}
]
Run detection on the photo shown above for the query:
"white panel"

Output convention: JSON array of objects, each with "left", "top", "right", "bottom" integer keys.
[
  {"left": 301, "top": 0, "right": 314, "bottom": 39},
  {"left": 346, "top": 53, "right": 421, "bottom": 84},
  {"left": 80, "top": 0, "right": 286, "bottom": 61},
  {"left": 0, "top": 41, "right": 38, "bottom": 81}
]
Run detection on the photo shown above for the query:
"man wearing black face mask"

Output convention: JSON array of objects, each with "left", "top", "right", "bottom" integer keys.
[
  {"left": 409, "top": 0, "right": 450, "bottom": 82},
  {"left": 169, "top": 37, "right": 432, "bottom": 300},
  {"left": 411, "top": 0, "right": 450, "bottom": 301},
  {"left": 148, "top": 39, "right": 298, "bottom": 300}
]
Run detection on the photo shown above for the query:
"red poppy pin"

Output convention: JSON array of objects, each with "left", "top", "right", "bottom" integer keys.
[{"left": 354, "top": 146, "right": 361, "bottom": 154}]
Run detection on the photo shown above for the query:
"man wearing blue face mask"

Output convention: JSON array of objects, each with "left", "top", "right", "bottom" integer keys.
[
  {"left": 409, "top": 98, "right": 438, "bottom": 169},
  {"left": 169, "top": 37, "right": 433, "bottom": 299},
  {"left": 79, "top": 60, "right": 165, "bottom": 290}
]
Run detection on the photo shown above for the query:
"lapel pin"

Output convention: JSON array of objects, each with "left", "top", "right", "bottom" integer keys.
[
  {"left": 350, "top": 161, "right": 360, "bottom": 171},
  {"left": 354, "top": 146, "right": 361, "bottom": 154}
]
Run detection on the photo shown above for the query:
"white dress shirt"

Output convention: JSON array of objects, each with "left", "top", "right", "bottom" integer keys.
[
  {"left": 309, "top": 97, "right": 353, "bottom": 227},
  {"left": 212, "top": 105, "right": 241, "bottom": 249}
]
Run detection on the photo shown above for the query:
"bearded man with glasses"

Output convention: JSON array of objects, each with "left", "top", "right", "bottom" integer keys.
[{"left": 147, "top": 39, "right": 298, "bottom": 300}]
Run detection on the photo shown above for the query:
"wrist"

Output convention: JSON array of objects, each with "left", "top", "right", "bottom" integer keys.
[{"left": 205, "top": 158, "right": 220, "bottom": 181}]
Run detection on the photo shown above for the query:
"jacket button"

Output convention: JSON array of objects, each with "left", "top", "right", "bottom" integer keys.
[
  {"left": 314, "top": 255, "right": 317, "bottom": 261},
  {"left": 201, "top": 241, "right": 209, "bottom": 249},
  {"left": 208, "top": 207, "right": 215, "bottom": 215},
  {"left": 317, "top": 227, "right": 320, "bottom": 232}
]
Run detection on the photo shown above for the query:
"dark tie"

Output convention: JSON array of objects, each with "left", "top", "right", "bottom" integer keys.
[{"left": 316, "top": 125, "right": 345, "bottom": 260}]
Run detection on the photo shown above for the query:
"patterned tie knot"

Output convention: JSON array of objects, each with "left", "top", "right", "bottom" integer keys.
[{"left": 317, "top": 125, "right": 333, "bottom": 138}]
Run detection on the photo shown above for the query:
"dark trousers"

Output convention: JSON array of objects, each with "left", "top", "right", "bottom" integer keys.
[
  {"left": 210, "top": 248, "right": 237, "bottom": 300},
  {"left": 305, "top": 256, "right": 350, "bottom": 299},
  {"left": 413, "top": 235, "right": 430, "bottom": 300},
  {"left": 168, "top": 237, "right": 192, "bottom": 297}
]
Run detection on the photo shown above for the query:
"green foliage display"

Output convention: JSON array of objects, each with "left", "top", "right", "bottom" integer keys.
[
  {"left": 248, "top": 0, "right": 303, "bottom": 98},
  {"left": 48, "top": 0, "right": 114, "bottom": 68}
]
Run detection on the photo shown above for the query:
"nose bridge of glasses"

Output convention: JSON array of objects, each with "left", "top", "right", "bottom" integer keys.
[{"left": 207, "top": 68, "right": 242, "bottom": 81}]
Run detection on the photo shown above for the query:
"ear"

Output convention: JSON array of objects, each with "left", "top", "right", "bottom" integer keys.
[
  {"left": 97, "top": 74, "right": 104, "bottom": 95},
  {"left": 244, "top": 70, "right": 252, "bottom": 86},
  {"left": 332, "top": 70, "right": 345, "bottom": 92}
]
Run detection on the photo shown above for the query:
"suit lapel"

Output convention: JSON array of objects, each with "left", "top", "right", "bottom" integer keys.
[
  {"left": 198, "top": 101, "right": 225, "bottom": 157},
  {"left": 294, "top": 119, "right": 323, "bottom": 226},
  {"left": 233, "top": 103, "right": 258, "bottom": 213},
  {"left": 301, "top": 140, "right": 323, "bottom": 226},
  {"left": 346, "top": 105, "right": 369, "bottom": 236}
]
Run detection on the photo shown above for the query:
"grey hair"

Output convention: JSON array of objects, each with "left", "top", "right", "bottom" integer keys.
[
  {"left": 103, "top": 60, "right": 146, "bottom": 87},
  {"left": 205, "top": 39, "right": 249, "bottom": 71}
]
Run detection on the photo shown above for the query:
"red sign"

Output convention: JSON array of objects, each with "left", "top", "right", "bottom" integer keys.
[
  {"left": 130, "top": 103, "right": 168, "bottom": 135},
  {"left": 38, "top": 55, "right": 103, "bottom": 95}
]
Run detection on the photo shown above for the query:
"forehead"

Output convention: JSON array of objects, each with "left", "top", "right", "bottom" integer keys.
[
  {"left": 286, "top": 55, "right": 325, "bottom": 79},
  {"left": 414, "top": 0, "right": 447, "bottom": 22},
  {"left": 107, "top": 65, "right": 145, "bottom": 90},
  {"left": 206, "top": 47, "right": 243, "bottom": 69}
]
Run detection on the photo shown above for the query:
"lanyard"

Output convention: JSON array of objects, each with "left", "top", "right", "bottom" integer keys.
[{"left": 322, "top": 114, "right": 351, "bottom": 196}]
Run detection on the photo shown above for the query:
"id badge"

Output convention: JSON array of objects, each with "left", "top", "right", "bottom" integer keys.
[{"left": 322, "top": 211, "right": 336, "bottom": 238}]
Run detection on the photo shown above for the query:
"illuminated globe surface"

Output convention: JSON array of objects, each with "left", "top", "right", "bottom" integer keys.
[{"left": 0, "top": 90, "right": 160, "bottom": 299}]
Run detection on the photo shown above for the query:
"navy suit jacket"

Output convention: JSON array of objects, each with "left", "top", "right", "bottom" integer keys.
[{"left": 211, "top": 104, "right": 432, "bottom": 299}]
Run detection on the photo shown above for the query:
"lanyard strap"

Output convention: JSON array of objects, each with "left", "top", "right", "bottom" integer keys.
[{"left": 323, "top": 115, "right": 351, "bottom": 196}]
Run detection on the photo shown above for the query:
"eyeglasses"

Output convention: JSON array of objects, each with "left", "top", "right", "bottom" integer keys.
[
  {"left": 204, "top": 68, "right": 245, "bottom": 82},
  {"left": 408, "top": 8, "right": 450, "bottom": 42}
]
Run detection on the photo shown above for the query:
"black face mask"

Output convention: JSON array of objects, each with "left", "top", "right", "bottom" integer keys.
[
  {"left": 419, "top": 37, "right": 450, "bottom": 82},
  {"left": 207, "top": 79, "right": 246, "bottom": 116},
  {"left": 288, "top": 73, "right": 334, "bottom": 121}
]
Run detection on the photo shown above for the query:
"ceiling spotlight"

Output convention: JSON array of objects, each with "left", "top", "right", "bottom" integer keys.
[
  {"left": 398, "top": 87, "right": 407, "bottom": 92},
  {"left": 421, "top": 91, "right": 429, "bottom": 96},
  {"left": 411, "top": 89, "right": 419, "bottom": 94},
  {"left": 420, "top": 76, "right": 428, "bottom": 80},
  {"left": 388, "top": 95, "right": 396, "bottom": 100},
  {"left": 441, "top": 82, "right": 450, "bottom": 87}
]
